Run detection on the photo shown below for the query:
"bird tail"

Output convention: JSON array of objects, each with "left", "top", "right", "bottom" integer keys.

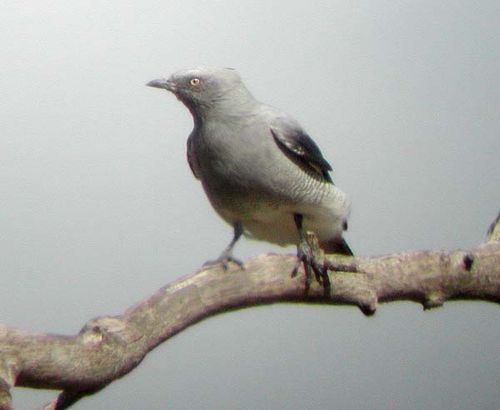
[{"left": 319, "top": 237, "right": 353, "bottom": 256}]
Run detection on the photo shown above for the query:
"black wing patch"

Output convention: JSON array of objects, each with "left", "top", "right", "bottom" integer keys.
[{"left": 271, "top": 127, "right": 333, "bottom": 183}]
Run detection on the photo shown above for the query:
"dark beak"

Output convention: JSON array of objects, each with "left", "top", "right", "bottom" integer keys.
[{"left": 146, "top": 78, "right": 176, "bottom": 92}]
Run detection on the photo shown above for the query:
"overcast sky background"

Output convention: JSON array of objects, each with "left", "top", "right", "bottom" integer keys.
[{"left": 1, "top": 1, "right": 499, "bottom": 409}]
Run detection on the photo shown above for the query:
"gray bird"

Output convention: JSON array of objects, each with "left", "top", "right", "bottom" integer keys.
[{"left": 148, "top": 67, "right": 352, "bottom": 276}]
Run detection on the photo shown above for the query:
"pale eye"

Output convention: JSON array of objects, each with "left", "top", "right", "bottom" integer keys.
[{"left": 190, "top": 78, "right": 201, "bottom": 86}]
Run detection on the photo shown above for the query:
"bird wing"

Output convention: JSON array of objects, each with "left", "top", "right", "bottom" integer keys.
[
  {"left": 270, "top": 120, "right": 333, "bottom": 183},
  {"left": 187, "top": 134, "right": 201, "bottom": 179}
]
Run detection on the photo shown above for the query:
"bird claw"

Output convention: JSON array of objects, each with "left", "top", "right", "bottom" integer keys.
[
  {"left": 292, "top": 231, "right": 331, "bottom": 295},
  {"left": 203, "top": 252, "right": 244, "bottom": 270}
]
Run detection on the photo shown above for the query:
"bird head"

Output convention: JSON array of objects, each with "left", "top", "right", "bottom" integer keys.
[{"left": 147, "top": 67, "right": 253, "bottom": 116}]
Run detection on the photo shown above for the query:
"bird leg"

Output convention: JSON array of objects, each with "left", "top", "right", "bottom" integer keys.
[
  {"left": 203, "top": 222, "right": 244, "bottom": 269},
  {"left": 292, "top": 214, "right": 331, "bottom": 294}
]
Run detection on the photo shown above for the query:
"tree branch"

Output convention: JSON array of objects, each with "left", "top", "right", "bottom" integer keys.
[{"left": 0, "top": 213, "right": 499, "bottom": 409}]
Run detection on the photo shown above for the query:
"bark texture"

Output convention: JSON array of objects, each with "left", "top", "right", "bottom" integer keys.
[{"left": 0, "top": 214, "right": 499, "bottom": 410}]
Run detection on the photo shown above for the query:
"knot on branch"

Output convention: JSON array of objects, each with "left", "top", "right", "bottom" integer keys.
[
  {"left": 424, "top": 292, "right": 445, "bottom": 309},
  {"left": 357, "top": 298, "right": 378, "bottom": 316},
  {"left": 80, "top": 316, "right": 140, "bottom": 345},
  {"left": 461, "top": 253, "right": 474, "bottom": 271}
]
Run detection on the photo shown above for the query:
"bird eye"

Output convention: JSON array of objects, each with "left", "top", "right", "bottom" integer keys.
[{"left": 190, "top": 78, "right": 201, "bottom": 86}]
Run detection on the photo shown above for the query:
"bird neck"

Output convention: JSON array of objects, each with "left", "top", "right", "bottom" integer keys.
[{"left": 191, "top": 86, "right": 257, "bottom": 124}]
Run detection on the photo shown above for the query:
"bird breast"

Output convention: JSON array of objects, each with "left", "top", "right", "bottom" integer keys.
[{"left": 191, "top": 119, "right": 337, "bottom": 218}]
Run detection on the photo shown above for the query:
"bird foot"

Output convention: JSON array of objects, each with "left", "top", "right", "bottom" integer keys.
[
  {"left": 203, "top": 250, "right": 244, "bottom": 270},
  {"left": 292, "top": 231, "right": 331, "bottom": 295}
]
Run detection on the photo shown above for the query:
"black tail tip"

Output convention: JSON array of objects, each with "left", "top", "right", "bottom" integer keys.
[{"left": 320, "top": 238, "right": 353, "bottom": 256}]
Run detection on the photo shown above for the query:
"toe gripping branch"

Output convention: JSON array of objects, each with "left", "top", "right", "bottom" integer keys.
[
  {"left": 293, "top": 230, "right": 331, "bottom": 294},
  {"left": 292, "top": 214, "right": 358, "bottom": 296},
  {"left": 292, "top": 214, "right": 331, "bottom": 295}
]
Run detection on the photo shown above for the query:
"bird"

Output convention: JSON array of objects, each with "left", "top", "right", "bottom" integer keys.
[{"left": 147, "top": 67, "right": 352, "bottom": 280}]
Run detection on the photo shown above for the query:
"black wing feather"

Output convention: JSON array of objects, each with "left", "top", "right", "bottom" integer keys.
[{"left": 270, "top": 127, "right": 333, "bottom": 183}]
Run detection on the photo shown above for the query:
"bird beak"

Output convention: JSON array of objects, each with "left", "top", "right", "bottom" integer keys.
[{"left": 146, "top": 78, "right": 177, "bottom": 92}]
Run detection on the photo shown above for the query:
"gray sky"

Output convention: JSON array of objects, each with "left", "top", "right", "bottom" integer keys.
[{"left": 1, "top": 1, "right": 499, "bottom": 409}]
